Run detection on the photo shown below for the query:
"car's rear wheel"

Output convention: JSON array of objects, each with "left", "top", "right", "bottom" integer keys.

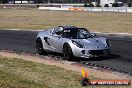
[
  {"left": 63, "top": 43, "right": 74, "bottom": 60},
  {"left": 36, "top": 38, "right": 46, "bottom": 55}
]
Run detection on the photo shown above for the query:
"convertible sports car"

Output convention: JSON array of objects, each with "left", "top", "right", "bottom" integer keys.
[{"left": 36, "top": 26, "right": 111, "bottom": 60}]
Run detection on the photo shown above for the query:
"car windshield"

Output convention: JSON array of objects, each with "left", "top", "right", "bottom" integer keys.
[{"left": 62, "top": 28, "right": 92, "bottom": 39}]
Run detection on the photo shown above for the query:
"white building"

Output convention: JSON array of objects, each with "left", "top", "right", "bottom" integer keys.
[{"left": 91, "top": 0, "right": 123, "bottom": 7}]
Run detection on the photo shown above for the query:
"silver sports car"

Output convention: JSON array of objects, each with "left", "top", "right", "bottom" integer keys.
[{"left": 36, "top": 26, "right": 111, "bottom": 60}]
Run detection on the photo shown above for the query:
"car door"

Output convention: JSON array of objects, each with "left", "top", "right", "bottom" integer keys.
[
  {"left": 46, "top": 27, "right": 63, "bottom": 53},
  {"left": 48, "top": 34, "right": 62, "bottom": 53}
]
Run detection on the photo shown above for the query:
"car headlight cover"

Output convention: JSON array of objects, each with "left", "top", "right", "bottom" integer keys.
[{"left": 72, "top": 40, "right": 83, "bottom": 48}]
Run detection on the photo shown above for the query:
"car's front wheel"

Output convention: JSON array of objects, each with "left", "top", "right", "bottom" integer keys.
[
  {"left": 36, "top": 38, "right": 46, "bottom": 55},
  {"left": 63, "top": 43, "right": 74, "bottom": 60}
]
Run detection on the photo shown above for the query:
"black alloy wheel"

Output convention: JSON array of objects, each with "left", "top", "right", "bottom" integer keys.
[
  {"left": 36, "top": 38, "right": 45, "bottom": 55},
  {"left": 63, "top": 44, "right": 74, "bottom": 60}
]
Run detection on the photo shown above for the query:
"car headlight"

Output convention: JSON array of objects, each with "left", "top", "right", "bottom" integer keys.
[
  {"left": 72, "top": 40, "right": 83, "bottom": 48},
  {"left": 106, "top": 39, "right": 110, "bottom": 47}
]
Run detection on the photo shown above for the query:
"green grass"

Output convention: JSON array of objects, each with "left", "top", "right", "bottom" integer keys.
[
  {"left": 0, "top": 9, "right": 132, "bottom": 33},
  {"left": 0, "top": 56, "right": 81, "bottom": 88},
  {"left": 0, "top": 56, "right": 131, "bottom": 88}
]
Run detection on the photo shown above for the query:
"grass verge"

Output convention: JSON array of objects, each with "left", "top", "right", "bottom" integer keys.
[
  {"left": 0, "top": 58, "right": 81, "bottom": 88},
  {"left": 0, "top": 56, "right": 131, "bottom": 88},
  {"left": 0, "top": 9, "right": 132, "bottom": 33},
  {"left": 0, "top": 56, "right": 81, "bottom": 88}
]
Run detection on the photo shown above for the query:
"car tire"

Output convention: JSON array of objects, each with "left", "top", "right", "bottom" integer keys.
[
  {"left": 63, "top": 43, "right": 74, "bottom": 60},
  {"left": 105, "top": 50, "right": 111, "bottom": 57},
  {"left": 36, "top": 38, "right": 46, "bottom": 55}
]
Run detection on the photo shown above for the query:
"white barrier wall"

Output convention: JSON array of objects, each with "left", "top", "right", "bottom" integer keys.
[
  {"left": 39, "top": 7, "right": 69, "bottom": 10},
  {"left": 85, "top": 7, "right": 132, "bottom": 12},
  {"left": 127, "top": 9, "right": 132, "bottom": 12},
  {"left": 39, "top": 7, "right": 132, "bottom": 13}
]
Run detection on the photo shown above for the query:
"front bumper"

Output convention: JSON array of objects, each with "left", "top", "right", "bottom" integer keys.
[{"left": 73, "top": 49, "right": 111, "bottom": 58}]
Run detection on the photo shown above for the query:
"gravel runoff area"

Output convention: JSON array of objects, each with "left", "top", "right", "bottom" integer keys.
[
  {"left": 0, "top": 8, "right": 132, "bottom": 33},
  {"left": 0, "top": 51, "right": 131, "bottom": 80}
]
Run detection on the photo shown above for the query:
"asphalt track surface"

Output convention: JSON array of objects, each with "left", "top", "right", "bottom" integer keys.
[{"left": 0, "top": 30, "right": 132, "bottom": 75}]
